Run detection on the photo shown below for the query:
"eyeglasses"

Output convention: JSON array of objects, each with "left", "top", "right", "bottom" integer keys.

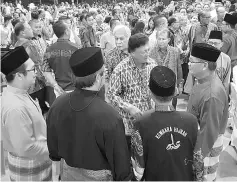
[
  {"left": 25, "top": 67, "right": 37, "bottom": 73},
  {"left": 208, "top": 41, "right": 221, "bottom": 46},
  {"left": 189, "top": 61, "right": 205, "bottom": 64}
]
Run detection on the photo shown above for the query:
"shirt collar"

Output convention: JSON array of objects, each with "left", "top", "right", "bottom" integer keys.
[
  {"left": 6, "top": 85, "right": 28, "bottom": 95},
  {"left": 57, "top": 38, "right": 70, "bottom": 42},
  {"left": 128, "top": 55, "right": 150, "bottom": 69}
]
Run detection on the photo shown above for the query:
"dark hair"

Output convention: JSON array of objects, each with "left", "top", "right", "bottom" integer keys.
[
  {"left": 131, "top": 18, "right": 139, "bottom": 28},
  {"left": 104, "top": 16, "right": 112, "bottom": 24},
  {"left": 128, "top": 33, "right": 149, "bottom": 53},
  {"left": 4, "top": 15, "right": 12, "bottom": 23},
  {"left": 85, "top": 13, "right": 93, "bottom": 20},
  {"left": 14, "top": 22, "right": 25, "bottom": 36},
  {"left": 168, "top": 17, "right": 177, "bottom": 26},
  {"left": 31, "top": 10, "right": 39, "bottom": 20},
  {"left": 58, "top": 16, "right": 70, "bottom": 21},
  {"left": 109, "top": 18, "right": 119, "bottom": 28},
  {"left": 153, "top": 15, "right": 166, "bottom": 28},
  {"left": 53, "top": 20, "right": 67, "bottom": 38},
  {"left": 131, "top": 21, "right": 145, "bottom": 35},
  {"left": 80, "top": 14, "right": 85, "bottom": 22},
  {"left": 5, "top": 64, "right": 26, "bottom": 83},
  {"left": 11, "top": 18, "right": 21, "bottom": 27},
  {"left": 147, "top": 17, "right": 155, "bottom": 31}
]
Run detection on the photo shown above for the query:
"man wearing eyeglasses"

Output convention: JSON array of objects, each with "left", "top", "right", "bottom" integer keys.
[
  {"left": 208, "top": 30, "right": 231, "bottom": 95},
  {"left": 187, "top": 43, "right": 228, "bottom": 181},
  {"left": 1, "top": 46, "right": 52, "bottom": 181}
]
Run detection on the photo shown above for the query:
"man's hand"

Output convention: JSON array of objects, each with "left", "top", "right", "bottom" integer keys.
[
  {"left": 53, "top": 84, "right": 65, "bottom": 97},
  {"left": 123, "top": 103, "right": 142, "bottom": 119}
]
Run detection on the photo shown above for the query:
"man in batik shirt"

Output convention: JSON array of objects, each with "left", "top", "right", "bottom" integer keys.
[
  {"left": 105, "top": 25, "right": 130, "bottom": 82},
  {"left": 107, "top": 33, "right": 157, "bottom": 151}
]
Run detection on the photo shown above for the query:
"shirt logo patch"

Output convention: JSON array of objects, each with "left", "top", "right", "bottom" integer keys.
[{"left": 166, "top": 134, "right": 181, "bottom": 150}]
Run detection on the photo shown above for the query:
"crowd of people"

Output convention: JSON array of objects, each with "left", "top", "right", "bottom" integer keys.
[{"left": 1, "top": 0, "right": 237, "bottom": 181}]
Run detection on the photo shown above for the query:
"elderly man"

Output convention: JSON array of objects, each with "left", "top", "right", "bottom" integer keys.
[
  {"left": 107, "top": 33, "right": 157, "bottom": 151},
  {"left": 221, "top": 13, "right": 237, "bottom": 78},
  {"left": 1, "top": 46, "right": 52, "bottom": 181},
  {"left": 208, "top": 30, "right": 231, "bottom": 94},
  {"left": 47, "top": 47, "right": 133, "bottom": 181},
  {"left": 149, "top": 28, "right": 183, "bottom": 108},
  {"left": 105, "top": 25, "right": 131, "bottom": 82},
  {"left": 187, "top": 43, "right": 228, "bottom": 181}
]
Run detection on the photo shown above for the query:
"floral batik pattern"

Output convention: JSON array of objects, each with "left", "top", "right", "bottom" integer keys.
[
  {"left": 104, "top": 47, "right": 129, "bottom": 82},
  {"left": 107, "top": 56, "right": 157, "bottom": 135}
]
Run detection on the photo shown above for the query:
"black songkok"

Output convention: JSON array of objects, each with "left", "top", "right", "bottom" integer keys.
[
  {"left": 224, "top": 13, "right": 237, "bottom": 26},
  {"left": 215, "top": 0, "right": 222, "bottom": 3},
  {"left": 209, "top": 30, "right": 222, "bottom": 40},
  {"left": 1, "top": 46, "right": 29, "bottom": 76},
  {"left": 69, "top": 47, "right": 104, "bottom": 77},
  {"left": 191, "top": 43, "right": 221, "bottom": 62},
  {"left": 149, "top": 66, "right": 176, "bottom": 97}
]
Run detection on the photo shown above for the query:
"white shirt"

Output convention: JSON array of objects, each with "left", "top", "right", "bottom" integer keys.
[{"left": 149, "top": 30, "right": 157, "bottom": 49}]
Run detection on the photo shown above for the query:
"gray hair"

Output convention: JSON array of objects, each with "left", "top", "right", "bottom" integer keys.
[{"left": 113, "top": 25, "right": 131, "bottom": 38}]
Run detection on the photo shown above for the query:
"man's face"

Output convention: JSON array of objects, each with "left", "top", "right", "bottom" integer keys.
[
  {"left": 87, "top": 16, "right": 94, "bottom": 26},
  {"left": 131, "top": 42, "right": 150, "bottom": 63},
  {"left": 13, "top": 13, "right": 19, "bottom": 19},
  {"left": 200, "top": 13, "right": 211, "bottom": 25},
  {"left": 221, "top": 21, "right": 231, "bottom": 32},
  {"left": 114, "top": 31, "right": 129, "bottom": 51},
  {"left": 188, "top": 55, "right": 206, "bottom": 78},
  {"left": 208, "top": 38, "right": 223, "bottom": 50},
  {"left": 191, "top": 16, "right": 198, "bottom": 24},
  {"left": 157, "top": 31, "right": 170, "bottom": 49},
  {"left": 17, "top": 59, "right": 36, "bottom": 89},
  {"left": 30, "top": 21, "right": 42, "bottom": 35},
  {"left": 195, "top": 5, "right": 202, "bottom": 12},
  {"left": 23, "top": 23, "right": 34, "bottom": 38},
  {"left": 216, "top": 8, "right": 225, "bottom": 19}
]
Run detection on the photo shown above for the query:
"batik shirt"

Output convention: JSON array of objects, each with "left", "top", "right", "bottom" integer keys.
[
  {"left": 105, "top": 47, "right": 129, "bottom": 82},
  {"left": 107, "top": 56, "right": 157, "bottom": 135}
]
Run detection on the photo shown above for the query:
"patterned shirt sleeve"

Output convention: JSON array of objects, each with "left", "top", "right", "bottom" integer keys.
[
  {"left": 131, "top": 124, "right": 145, "bottom": 181},
  {"left": 105, "top": 51, "right": 116, "bottom": 82},
  {"left": 41, "top": 50, "right": 52, "bottom": 72},
  {"left": 107, "top": 64, "right": 127, "bottom": 110}
]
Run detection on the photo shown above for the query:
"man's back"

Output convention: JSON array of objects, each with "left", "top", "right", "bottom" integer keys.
[
  {"left": 132, "top": 111, "right": 198, "bottom": 181},
  {"left": 43, "top": 40, "right": 78, "bottom": 91},
  {"left": 47, "top": 88, "right": 133, "bottom": 180}
]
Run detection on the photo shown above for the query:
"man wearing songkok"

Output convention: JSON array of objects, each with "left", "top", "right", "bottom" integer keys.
[
  {"left": 187, "top": 43, "right": 229, "bottom": 181},
  {"left": 131, "top": 66, "right": 198, "bottom": 181},
  {"left": 221, "top": 13, "right": 237, "bottom": 75},
  {"left": 107, "top": 33, "right": 157, "bottom": 151},
  {"left": 1, "top": 46, "right": 52, "bottom": 181},
  {"left": 208, "top": 30, "right": 231, "bottom": 95},
  {"left": 47, "top": 47, "right": 133, "bottom": 181},
  {"left": 218, "top": 65, "right": 237, "bottom": 179}
]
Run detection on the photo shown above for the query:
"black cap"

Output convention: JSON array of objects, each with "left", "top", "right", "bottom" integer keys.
[
  {"left": 1, "top": 46, "right": 29, "bottom": 76},
  {"left": 209, "top": 30, "right": 222, "bottom": 40},
  {"left": 224, "top": 13, "right": 237, "bottom": 26},
  {"left": 191, "top": 43, "right": 221, "bottom": 62},
  {"left": 69, "top": 47, "right": 104, "bottom": 77},
  {"left": 149, "top": 66, "right": 176, "bottom": 97}
]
